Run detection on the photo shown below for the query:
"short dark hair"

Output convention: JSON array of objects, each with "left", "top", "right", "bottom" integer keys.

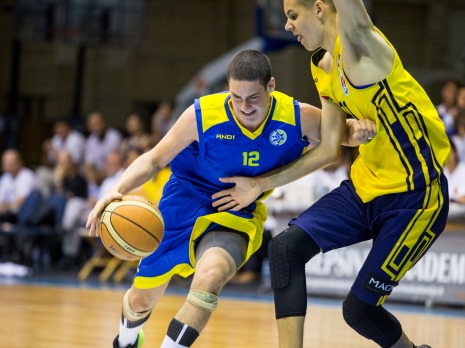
[{"left": 227, "top": 50, "right": 272, "bottom": 89}]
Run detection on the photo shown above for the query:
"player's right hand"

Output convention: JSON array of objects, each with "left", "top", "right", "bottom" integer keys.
[{"left": 86, "top": 190, "right": 123, "bottom": 237}]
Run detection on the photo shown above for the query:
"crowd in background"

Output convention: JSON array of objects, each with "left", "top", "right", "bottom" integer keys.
[
  {"left": 0, "top": 103, "right": 174, "bottom": 270},
  {"left": 1, "top": 79, "right": 465, "bottom": 280},
  {"left": 437, "top": 79, "right": 465, "bottom": 219}
]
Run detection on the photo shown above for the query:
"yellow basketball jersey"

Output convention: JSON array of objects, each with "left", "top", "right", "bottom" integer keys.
[{"left": 311, "top": 29, "right": 450, "bottom": 202}]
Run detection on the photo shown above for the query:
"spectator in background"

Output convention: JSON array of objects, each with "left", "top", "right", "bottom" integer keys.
[
  {"left": 0, "top": 150, "right": 38, "bottom": 223},
  {"left": 124, "top": 146, "right": 145, "bottom": 169},
  {"left": 37, "top": 120, "right": 86, "bottom": 198},
  {"left": 53, "top": 151, "right": 88, "bottom": 200},
  {"left": 120, "top": 113, "right": 151, "bottom": 157},
  {"left": 94, "top": 151, "right": 125, "bottom": 204},
  {"left": 44, "top": 119, "right": 86, "bottom": 167},
  {"left": 83, "top": 111, "right": 122, "bottom": 196},
  {"left": 444, "top": 139, "right": 465, "bottom": 220},
  {"left": 436, "top": 78, "right": 461, "bottom": 136},
  {"left": 456, "top": 85, "right": 465, "bottom": 111},
  {"left": 150, "top": 101, "right": 174, "bottom": 146},
  {"left": 60, "top": 150, "right": 124, "bottom": 267},
  {"left": 451, "top": 109, "right": 465, "bottom": 163}
]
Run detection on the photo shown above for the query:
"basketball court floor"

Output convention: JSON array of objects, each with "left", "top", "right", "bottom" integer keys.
[{"left": 0, "top": 270, "right": 464, "bottom": 347}]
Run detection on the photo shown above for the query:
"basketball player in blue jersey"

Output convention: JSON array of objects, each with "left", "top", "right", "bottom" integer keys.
[
  {"left": 86, "top": 50, "right": 375, "bottom": 348},
  {"left": 212, "top": 1, "right": 450, "bottom": 348}
]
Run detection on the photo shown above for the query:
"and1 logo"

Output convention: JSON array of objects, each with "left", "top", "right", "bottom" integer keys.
[
  {"left": 269, "top": 129, "right": 287, "bottom": 146},
  {"left": 365, "top": 273, "right": 398, "bottom": 295}
]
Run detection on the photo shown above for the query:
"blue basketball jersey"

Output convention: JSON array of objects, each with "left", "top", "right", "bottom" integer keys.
[
  {"left": 134, "top": 91, "right": 311, "bottom": 288},
  {"left": 169, "top": 91, "right": 310, "bottom": 205}
]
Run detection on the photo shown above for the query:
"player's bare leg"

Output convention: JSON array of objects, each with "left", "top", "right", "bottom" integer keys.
[
  {"left": 178, "top": 247, "right": 236, "bottom": 328},
  {"left": 276, "top": 317, "right": 305, "bottom": 348},
  {"left": 115, "top": 283, "right": 169, "bottom": 348},
  {"left": 161, "top": 230, "right": 247, "bottom": 347}
]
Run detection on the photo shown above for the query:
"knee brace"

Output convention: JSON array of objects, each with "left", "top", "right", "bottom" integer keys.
[
  {"left": 269, "top": 225, "right": 320, "bottom": 319},
  {"left": 342, "top": 291, "right": 402, "bottom": 348},
  {"left": 187, "top": 289, "right": 219, "bottom": 312},
  {"left": 122, "top": 290, "right": 152, "bottom": 327}
]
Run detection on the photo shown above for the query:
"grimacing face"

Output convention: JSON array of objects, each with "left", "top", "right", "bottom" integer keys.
[{"left": 228, "top": 78, "right": 274, "bottom": 132}]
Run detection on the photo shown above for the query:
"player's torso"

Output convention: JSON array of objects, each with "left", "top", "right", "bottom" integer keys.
[
  {"left": 311, "top": 32, "right": 450, "bottom": 202},
  {"left": 170, "top": 91, "right": 309, "bottom": 203}
]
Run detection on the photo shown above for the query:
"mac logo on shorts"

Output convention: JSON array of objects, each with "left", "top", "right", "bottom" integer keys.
[
  {"left": 269, "top": 129, "right": 287, "bottom": 146},
  {"left": 365, "top": 273, "right": 398, "bottom": 295}
]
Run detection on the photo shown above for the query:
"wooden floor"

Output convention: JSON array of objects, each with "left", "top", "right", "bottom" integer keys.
[{"left": 0, "top": 283, "right": 464, "bottom": 347}]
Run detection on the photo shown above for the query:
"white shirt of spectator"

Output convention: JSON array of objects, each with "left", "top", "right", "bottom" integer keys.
[
  {"left": 97, "top": 169, "right": 125, "bottom": 200},
  {"left": 451, "top": 134, "right": 465, "bottom": 165},
  {"left": 444, "top": 162, "right": 465, "bottom": 201},
  {"left": 84, "top": 128, "right": 122, "bottom": 172},
  {"left": 0, "top": 168, "right": 38, "bottom": 209},
  {"left": 436, "top": 104, "right": 456, "bottom": 135},
  {"left": 50, "top": 130, "right": 86, "bottom": 165},
  {"left": 266, "top": 166, "right": 348, "bottom": 214}
]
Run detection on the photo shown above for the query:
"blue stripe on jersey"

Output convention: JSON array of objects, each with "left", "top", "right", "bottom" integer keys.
[
  {"left": 381, "top": 81, "right": 442, "bottom": 180},
  {"left": 372, "top": 80, "right": 443, "bottom": 190}
]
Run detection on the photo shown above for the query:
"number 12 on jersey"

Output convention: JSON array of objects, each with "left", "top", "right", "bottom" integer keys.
[{"left": 242, "top": 151, "right": 260, "bottom": 167}]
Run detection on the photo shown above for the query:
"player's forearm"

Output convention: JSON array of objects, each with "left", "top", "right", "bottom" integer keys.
[
  {"left": 255, "top": 144, "right": 340, "bottom": 192},
  {"left": 113, "top": 151, "right": 160, "bottom": 194}
]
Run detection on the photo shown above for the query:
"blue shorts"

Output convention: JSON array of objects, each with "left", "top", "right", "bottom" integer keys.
[
  {"left": 134, "top": 177, "right": 267, "bottom": 289},
  {"left": 291, "top": 175, "right": 449, "bottom": 306}
]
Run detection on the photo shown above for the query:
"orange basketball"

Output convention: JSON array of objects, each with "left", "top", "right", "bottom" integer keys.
[{"left": 99, "top": 195, "right": 164, "bottom": 261}]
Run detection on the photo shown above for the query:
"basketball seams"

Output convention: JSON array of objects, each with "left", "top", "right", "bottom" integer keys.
[
  {"left": 99, "top": 197, "right": 164, "bottom": 261},
  {"left": 110, "top": 211, "right": 162, "bottom": 244},
  {"left": 108, "top": 200, "right": 164, "bottom": 227},
  {"left": 100, "top": 210, "right": 154, "bottom": 258}
]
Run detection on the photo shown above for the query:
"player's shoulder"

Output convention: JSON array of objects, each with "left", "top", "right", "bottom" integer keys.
[{"left": 197, "top": 91, "right": 229, "bottom": 109}]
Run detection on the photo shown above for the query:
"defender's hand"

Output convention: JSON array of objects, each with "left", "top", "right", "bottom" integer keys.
[{"left": 212, "top": 177, "right": 261, "bottom": 211}]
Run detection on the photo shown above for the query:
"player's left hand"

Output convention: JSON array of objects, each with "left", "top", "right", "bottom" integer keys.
[
  {"left": 212, "top": 176, "right": 261, "bottom": 211},
  {"left": 86, "top": 190, "right": 123, "bottom": 237},
  {"left": 351, "top": 118, "right": 377, "bottom": 144}
]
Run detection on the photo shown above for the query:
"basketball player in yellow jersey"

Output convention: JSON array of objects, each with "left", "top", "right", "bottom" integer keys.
[{"left": 212, "top": 1, "right": 450, "bottom": 348}]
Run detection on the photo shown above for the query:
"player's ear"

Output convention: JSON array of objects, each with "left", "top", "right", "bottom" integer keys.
[
  {"left": 267, "top": 77, "right": 276, "bottom": 93},
  {"left": 315, "top": 0, "right": 324, "bottom": 18}
]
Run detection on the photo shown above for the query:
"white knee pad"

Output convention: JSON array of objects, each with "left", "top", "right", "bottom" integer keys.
[{"left": 187, "top": 289, "right": 219, "bottom": 312}]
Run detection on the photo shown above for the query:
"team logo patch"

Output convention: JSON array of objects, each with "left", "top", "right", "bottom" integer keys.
[
  {"left": 269, "top": 129, "right": 287, "bottom": 146},
  {"left": 365, "top": 273, "right": 398, "bottom": 295},
  {"left": 337, "top": 55, "right": 349, "bottom": 96}
]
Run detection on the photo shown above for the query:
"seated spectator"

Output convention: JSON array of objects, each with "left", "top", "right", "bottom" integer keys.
[
  {"left": 0, "top": 150, "right": 38, "bottom": 223},
  {"left": 60, "top": 151, "right": 124, "bottom": 267},
  {"left": 53, "top": 151, "right": 88, "bottom": 200},
  {"left": 120, "top": 113, "right": 151, "bottom": 156},
  {"left": 444, "top": 139, "right": 465, "bottom": 220},
  {"left": 44, "top": 119, "right": 86, "bottom": 167},
  {"left": 436, "top": 79, "right": 461, "bottom": 136},
  {"left": 150, "top": 101, "right": 174, "bottom": 146},
  {"left": 451, "top": 109, "right": 465, "bottom": 163},
  {"left": 83, "top": 111, "right": 122, "bottom": 196},
  {"left": 456, "top": 85, "right": 465, "bottom": 111}
]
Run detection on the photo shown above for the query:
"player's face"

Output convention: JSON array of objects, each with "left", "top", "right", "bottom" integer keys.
[
  {"left": 228, "top": 78, "right": 274, "bottom": 132},
  {"left": 283, "top": 0, "right": 322, "bottom": 51}
]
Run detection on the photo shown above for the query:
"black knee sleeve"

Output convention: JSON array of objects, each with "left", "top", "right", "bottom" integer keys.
[
  {"left": 269, "top": 225, "right": 320, "bottom": 319},
  {"left": 342, "top": 291, "right": 402, "bottom": 348}
]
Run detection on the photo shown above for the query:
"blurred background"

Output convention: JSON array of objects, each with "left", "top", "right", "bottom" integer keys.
[{"left": 1, "top": 0, "right": 465, "bottom": 165}]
